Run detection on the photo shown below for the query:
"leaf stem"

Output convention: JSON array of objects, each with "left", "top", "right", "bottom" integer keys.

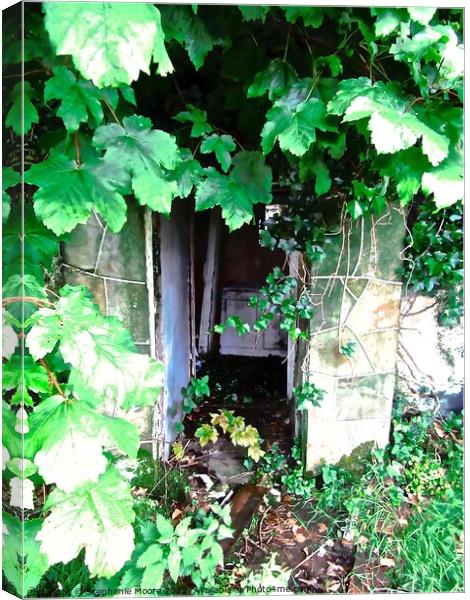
[
  {"left": 406, "top": 96, "right": 424, "bottom": 112},
  {"left": 103, "top": 98, "right": 122, "bottom": 126},
  {"left": 38, "top": 358, "right": 65, "bottom": 397},
  {"left": 283, "top": 26, "right": 292, "bottom": 61},
  {"left": 74, "top": 132, "right": 81, "bottom": 166}
]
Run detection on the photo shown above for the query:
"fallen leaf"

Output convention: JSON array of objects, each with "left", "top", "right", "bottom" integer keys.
[
  {"left": 317, "top": 522, "right": 328, "bottom": 534},
  {"left": 171, "top": 508, "right": 182, "bottom": 520},
  {"left": 380, "top": 557, "right": 396, "bottom": 568}
]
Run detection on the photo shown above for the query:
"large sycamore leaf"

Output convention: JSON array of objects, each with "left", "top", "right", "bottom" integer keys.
[
  {"left": 25, "top": 396, "right": 139, "bottom": 492},
  {"left": 262, "top": 97, "right": 329, "bottom": 156},
  {"left": 26, "top": 286, "right": 164, "bottom": 410},
  {"left": 282, "top": 7, "right": 324, "bottom": 28},
  {"left": 44, "top": 67, "right": 103, "bottom": 131},
  {"left": 329, "top": 79, "right": 449, "bottom": 166},
  {"left": 421, "top": 150, "right": 464, "bottom": 209},
  {"left": 2, "top": 514, "right": 49, "bottom": 596},
  {"left": 195, "top": 151, "right": 272, "bottom": 231},
  {"left": 2, "top": 166, "right": 20, "bottom": 223},
  {"left": 374, "top": 148, "right": 431, "bottom": 206},
  {"left": 93, "top": 115, "right": 179, "bottom": 215},
  {"left": 25, "top": 150, "right": 129, "bottom": 235},
  {"left": 36, "top": 466, "right": 135, "bottom": 578},
  {"left": 5, "top": 81, "right": 39, "bottom": 136},
  {"left": 43, "top": 2, "right": 171, "bottom": 87},
  {"left": 238, "top": 6, "right": 270, "bottom": 22}
]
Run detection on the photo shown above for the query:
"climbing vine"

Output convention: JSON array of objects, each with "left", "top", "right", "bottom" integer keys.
[{"left": 2, "top": 2, "right": 463, "bottom": 596}]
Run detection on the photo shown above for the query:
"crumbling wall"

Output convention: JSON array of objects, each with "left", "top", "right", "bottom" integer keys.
[
  {"left": 62, "top": 205, "right": 158, "bottom": 447},
  {"left": 299, "top": 206, "right": 406, "bottom": 472}
]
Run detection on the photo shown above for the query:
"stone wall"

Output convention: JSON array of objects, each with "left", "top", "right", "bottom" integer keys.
[
  {"left": 62, "top": 205, "right": 157, "bottom": 445},
  {"left": 298, "top": 206, "right": 406, "bottom": 472}
]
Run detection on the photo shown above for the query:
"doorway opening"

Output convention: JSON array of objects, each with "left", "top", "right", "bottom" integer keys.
[{"left": 157, "top": 202, "right": 294, "bottom": 460}]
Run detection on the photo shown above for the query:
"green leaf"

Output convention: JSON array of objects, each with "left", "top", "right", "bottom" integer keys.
[
  {"left": 200, "top": 134, "right": 236, "bottom": 172},
  {"left": 170, "top": 150, "right": 203, "bottom": 198},
  {"left": 262, "top": 97, "right": 328, "bottom": 156},
  {"left": 374, "top": 148, "right": 430, "bottom": 205},
  {"left": 195, "top": 151, "right": 272, "bottom": 231},
  {"left": 247, "top": 59, "right": 297, "bottom": 101},
  {"left": 299, "top": 154, "right": 331, "bottom": 195},
  {"left": 160, "top": 5, "right": 215, "bottom": 70},
  {"left": 2, "top": 166, "right": 20, "bottom": 223},
  {"left": 2, "top": 355, "right": 50, "bottom": 398},
  {"left": 371, "top": 8, "right": 403, "bottom": 37},
  {"left": 421, "top": 149, "right": 464, "bottom": 209},
  {"left": 25, "top": 150, "right": 129, "bottom": 235},
  {"left": 2, "top": 401, "right": 22, "bottom": 458},
  {"left": 2, "top": 203, "right": 61, "bottom": 282},
  {"left": 36, "top": 466, "right": 135, "bottom": 578},
  {"left": 136, "top": 544, "right": 164, "bottom": 568},
  {"left": 174, "top": 104, "right": 213, "bottom": 137},
  {"left": 331, "top": 80, "right": 450, "bottom": 166},
  {"left": 195, "top": 423, "right": 219, "bottom": 447},
  {"left": 5, "top": 81, "right": 39, "bottom": 136},
  {"left": 156, "top": 513, "right": 174, "bottom": 541},
  {"left": 44, "top": 67, "right": 103, "bottom": 131},
  {"left": 327, "top": 77, "right": 375, "bottom": 116},
  {"left": 141, "top": 562, "right": 166, "bottom": 590},
  {"left": 44, "top": 3, "right": 170, "bottom": 86},
  {"left": 93, "top": 114, "right": 179, "bottom": 215},
  {"left": 26, "top": 286, "right": 164, "bottom": 410},
  {"left": 2, "top": 274, "right": 47, "bottom": 321},
  {"left": 168, "top": 547, "right": 181, "bottom": 582},
  {"left": 238, "top": 6, "right": 269, "bottom": 22},
  {"left": 2, "top": 514, "right": 49, "bottom": 595},
  {"left": 282, "top": 7, "right": 324, "bottom": 28},
  {"left": 6, "top": 457, "right": 38, "bottom": 479},
  {"left": 408, "top": 8, "right": 437, "bottom": 25},
  {"left": 346, "top": 200, "right": 364, "bottom": 220}
]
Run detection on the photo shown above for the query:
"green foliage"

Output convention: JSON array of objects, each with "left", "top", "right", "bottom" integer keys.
[
  {"left": 123, "top": 504, "right": 233, "bottom": 591},
  {"left": 43, "top": 2, "right": 172, "bottom": 86},
  {"left": 195, "top": 151, "right": 272, "bottom": 231},
  {"left": 293, "top": 382, "right": 324, "bottom": 412},
  {"left": 2, "top": 166, "right": 20, "bottom": 223},
  {"left": 400, "top": 201, "right": 463, "bottom": 325},
  {"left": 216, "top": 266, "right": 313, "bottom": 341},
  {"left": 196, "top": 409, "right": 265, "bottom": 462},
  {"left": 200, "top": 134, "right": 236, "bottom": 172},
  {"left": 44, "top": 67, "right": 104, "bottom": 132},
  {"left": 5, "top": 81, "right": 39, "bottom": 135},
  {"left": 182, "top": 374, "right": 210, "bottom": 414},
  {"left": 174, "top": 104, "right": 213, "bottom": 137}
]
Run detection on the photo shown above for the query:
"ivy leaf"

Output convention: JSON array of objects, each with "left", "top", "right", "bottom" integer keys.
[
  {"left": 195, "top": 151, "right": 272, "bottom": 231},
  {"left": 262, "top": 97, "right": 329, "bottom": 156},
  {"left": 282, "top": 7, "right": 324, "bottom": 28},
  {"left": 44, "top": 3, "right": 170, "bottom": 86},
  {"left": 36, "top": 466, "right": 135, "bottom": 578},
  {"left": 173, "top": 104, "right": 213, "bottom": 137},
  {"left": 26, "top": 286, "right": 164, "bottom": 410},
  {"left": 93, "top": 115, "right": 179, "bottom": 215},
  {"left": 44, "top": 67, "right": 103, "bottom": 132},
  {"left": 238, "top": 6, "right": 270, "bottom": 22},
  {"left": 2, "top": 514, "right": 49, "bottom": 596},
  {"left": 2, "top": 166, "right": 20, "bottom": 223},
  {"left": 5, "top": 81, "right": 39, "bottom": 135},
  {"left": 195, "top": 424, "right": 219, "bottom": 446},
  {"left": 247, "top": 59, "right": 297, "bottom": 101},
  {"left": 200, "top": 134, "right": 236, "bottom": 172},
  {"left": 421, "top": 150, "right": 464, "bottom": 209},
  {"left": 25, "top": 150, "right": 129, "bottom": 235}
]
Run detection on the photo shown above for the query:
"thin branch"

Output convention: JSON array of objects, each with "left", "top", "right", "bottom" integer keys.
[
  {"left": 283, "top": 25, "right": 292, "bottom": 61},
  {"left": 38, "top": 358, "right": 65, "bottom": 397},
  {"left": 2, "top": 296, "right": 53, "bottom": 308}
]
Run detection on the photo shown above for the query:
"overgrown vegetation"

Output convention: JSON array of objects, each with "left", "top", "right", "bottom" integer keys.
[{"left": 2, "top": 2, "right": 463, "bottom": 596}]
